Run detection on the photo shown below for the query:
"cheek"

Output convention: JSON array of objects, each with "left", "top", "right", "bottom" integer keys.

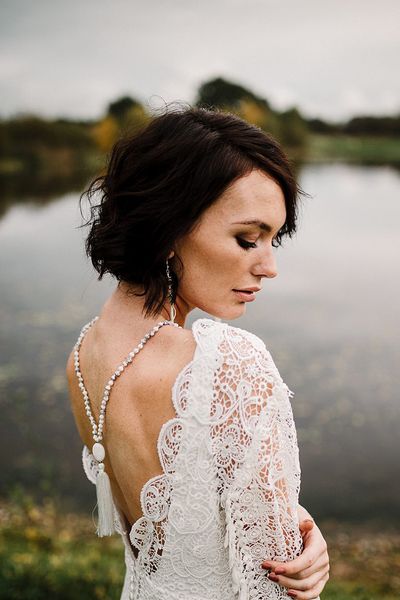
[{"left": 178, "top": 235, "right": 240, "bottom": 286}]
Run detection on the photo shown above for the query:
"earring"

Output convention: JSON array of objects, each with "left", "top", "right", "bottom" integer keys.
[{"left": 165, "top": 258, "right": 176, "bottom": 322}]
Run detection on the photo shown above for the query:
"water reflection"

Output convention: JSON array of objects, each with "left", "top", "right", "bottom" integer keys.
[
  {"left": 0, "top": 164, "right": 399, "bottom": 523},
  {"left": 0, "top": 168, "right": 95, "bottom": 222}
]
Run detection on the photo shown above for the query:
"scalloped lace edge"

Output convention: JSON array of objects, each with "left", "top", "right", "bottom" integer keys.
[{"left": 81, "top": 316, "right": 223, "bottom": 560}]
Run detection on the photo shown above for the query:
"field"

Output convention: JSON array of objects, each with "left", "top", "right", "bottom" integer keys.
[{"left": 1, "top": 499, "right": 399, "bottom": 600}]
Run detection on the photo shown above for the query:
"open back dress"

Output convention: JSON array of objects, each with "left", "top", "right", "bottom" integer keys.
[{"left": 76, "top": 317, "right": 305, "bottom": 600}]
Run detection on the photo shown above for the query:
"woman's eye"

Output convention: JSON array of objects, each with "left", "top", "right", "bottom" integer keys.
[{"left": 236, "top": 237, "right": 257, "bottom": 250}]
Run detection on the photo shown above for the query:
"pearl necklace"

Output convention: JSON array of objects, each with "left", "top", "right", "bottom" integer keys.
[
  {"left": 74, "top": 314, "right": 181, "bottom": 540},
  {"left": 74, "top": 316, "right": 181, "bottom": 449}
]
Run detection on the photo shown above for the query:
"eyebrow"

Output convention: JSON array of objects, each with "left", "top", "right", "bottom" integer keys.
[{"left": 232, "top": 219, "right": 274, "bottom": 233}]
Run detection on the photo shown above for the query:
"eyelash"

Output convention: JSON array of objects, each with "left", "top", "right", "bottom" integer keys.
[
  {"left": 236, "top": 236, "right": 280, "bottom": 250},
  {"left": 236, "top": 237, "right": 257, "bottom": 250}
]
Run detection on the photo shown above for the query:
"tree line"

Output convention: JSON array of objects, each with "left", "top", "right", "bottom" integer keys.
[{"left": 1, "top": 76, "right": 399, "bottom": 178}]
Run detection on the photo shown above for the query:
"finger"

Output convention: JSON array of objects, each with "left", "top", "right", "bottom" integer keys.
[
  {"left": 261, "top": 524, "right": 327, "bottom": 574},
  {"left": 299, "top": 519, "right": 314, "bottom": 534},
  {"left": 287, "top": 572, "right": 329, "bottom": 600},
  {"left": 276, "top": 552, "right": 329, "bottom": 582},
  {"left": 295, "top": 555, "right": 329, "bottom": 581},
  {"left": 299, "top": 521, "right": 314, "bottom": 541},
  {"left": 267, "top": 564, "right": 329, "bottom": 593},
  {"left": 267, "top": 530, "right": 327, "bottom": 576},
  {"left": 261, "top": 549, "right": 320, "bottom": 578}
]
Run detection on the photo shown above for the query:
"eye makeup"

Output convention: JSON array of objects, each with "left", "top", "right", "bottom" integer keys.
[
  {"left": 236, "top": 237, "right": 257, "bottom": 250},
  {"left": 235, "top": 234, "right": 280, "bottom": 251}
]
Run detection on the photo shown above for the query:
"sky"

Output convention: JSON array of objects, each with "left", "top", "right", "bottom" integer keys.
[{"left": 1, "top": 0, "right": 399, "bottom": 123}]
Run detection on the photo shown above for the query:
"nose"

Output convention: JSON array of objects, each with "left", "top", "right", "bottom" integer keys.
[{"left": 252, "top": 247, "right": 278, "bottom": 279}]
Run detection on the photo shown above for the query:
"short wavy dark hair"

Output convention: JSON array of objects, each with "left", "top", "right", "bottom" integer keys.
[{"left": 80, "top": 103, "right": 307, "bottom": 318}]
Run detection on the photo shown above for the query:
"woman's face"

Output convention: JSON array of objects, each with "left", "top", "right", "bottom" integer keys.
[{"left": 173, "top": 168, "right": 287, "bottom": 321}]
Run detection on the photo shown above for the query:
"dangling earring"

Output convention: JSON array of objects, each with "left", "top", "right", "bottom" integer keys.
[{"left": 165, "top": 258, "right": 176, "bottom": 322}]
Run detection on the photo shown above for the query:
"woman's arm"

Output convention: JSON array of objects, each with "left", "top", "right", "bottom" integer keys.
[
  {"left": 261, "top": 504, "right": 330, "bottom": 599},
  {"left": 211, "top": 327, "right": 308, "bottom": 597}
]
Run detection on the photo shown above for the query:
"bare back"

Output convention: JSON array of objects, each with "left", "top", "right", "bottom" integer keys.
[{"left": 66, "top": 311, "right": 197, "bottom": 527}]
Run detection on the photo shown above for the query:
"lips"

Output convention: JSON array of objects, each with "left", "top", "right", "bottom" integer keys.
[
  {"left": 232, "top": 289, "right": 258, "bottom": 302},
  {"left": 233, "top": 287, "right": 261, "bottom": 293}
]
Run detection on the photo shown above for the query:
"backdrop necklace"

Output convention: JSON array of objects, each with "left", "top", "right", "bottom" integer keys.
[{"left": 74, "top": 313, "right": 181, "bottom": 536}]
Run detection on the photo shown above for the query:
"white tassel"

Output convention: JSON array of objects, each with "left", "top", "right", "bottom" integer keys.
[{"left": 95, "top": 462, "right": 116, "bottom": 537}]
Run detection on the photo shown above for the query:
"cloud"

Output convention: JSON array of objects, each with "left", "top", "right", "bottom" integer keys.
[{"left": 0, "top": 0, "right": 398, "bottom": 120}]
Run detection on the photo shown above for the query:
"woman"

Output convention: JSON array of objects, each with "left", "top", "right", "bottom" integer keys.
[{"left": 67, "top": 106, "right": 330, "bottom": 599}]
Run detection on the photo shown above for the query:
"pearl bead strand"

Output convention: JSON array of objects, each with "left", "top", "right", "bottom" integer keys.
[{"left": 73, "top": 316, "right": 181, "bottom": 445}]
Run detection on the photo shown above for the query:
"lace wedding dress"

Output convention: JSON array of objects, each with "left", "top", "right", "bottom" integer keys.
[{"left": 79, "top": 317, "right": 305, "bottom": 599}]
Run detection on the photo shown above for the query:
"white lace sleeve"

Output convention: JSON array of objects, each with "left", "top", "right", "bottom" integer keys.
[{"left": 210, "top": 325, "right": 303, "bottom": 599}]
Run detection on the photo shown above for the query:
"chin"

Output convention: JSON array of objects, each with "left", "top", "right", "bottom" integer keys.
[{"left": 209, "top": 303, "right": 246, "bottom": 321}]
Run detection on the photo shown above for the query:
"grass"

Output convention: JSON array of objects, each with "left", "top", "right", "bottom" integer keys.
[
  {"left": 0, "top": 499, "right": 399, "bottom": 599},
  {"left": 0, "top": 500, "right": 124, "bottom": 599},
  {"left": 316, "top": 521, "right": 400, "bottom": 600}
]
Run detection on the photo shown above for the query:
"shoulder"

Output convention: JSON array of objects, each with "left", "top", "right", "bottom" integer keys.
[
  {"left": 139, "top": 321, "right": 197, "bottom": 383},
  {"left": 65, "top": 347, "right": 79, "bottom": 400},
  {"left": 192, "top": 317, "right": 269, "bottom": 359},
  {"left": 65, "top": 349, "right": 74, "bottom": 382},
  {"left": 192, "top": 318, "right": 288, "bottom": 390},
  {"left": 154, "top": 321, "right": 197, "bottom": 357}
]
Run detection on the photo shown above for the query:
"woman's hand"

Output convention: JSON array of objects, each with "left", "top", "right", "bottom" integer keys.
[{"left": 261, "top": 506, "right": 330, "bottom": 599}]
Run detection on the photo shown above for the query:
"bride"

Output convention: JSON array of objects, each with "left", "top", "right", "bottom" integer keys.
[{"left": 67, "top": 105, "right": 330, "bottom": 599}]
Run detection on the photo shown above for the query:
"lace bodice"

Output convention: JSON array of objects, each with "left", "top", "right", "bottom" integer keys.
[{"left": 80, "top": 317, "right": 306, "bottom": 599}]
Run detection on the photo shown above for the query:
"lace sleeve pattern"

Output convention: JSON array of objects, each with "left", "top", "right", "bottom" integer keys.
[
  {"left": 78, "top": 317, "right": 306, "bottom": 600},
  {"left": 207, "top": 323, "right": 304, "bottom": 599}
]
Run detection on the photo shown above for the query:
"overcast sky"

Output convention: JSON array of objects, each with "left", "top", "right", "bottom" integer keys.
[{"left": 1, "top": 0, "right": 399, "bottom": 122}]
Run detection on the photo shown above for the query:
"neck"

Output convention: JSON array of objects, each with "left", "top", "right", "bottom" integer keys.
[{"left": 105, "top": 281, "right": 190, "bottom": 328}]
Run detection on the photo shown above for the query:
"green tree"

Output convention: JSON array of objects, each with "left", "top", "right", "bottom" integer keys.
[
  {"left": 343, "top": 114, "right": 400, "bottom": 137},
  {"left": 277, "top": 107, "right": 309, "bottom": 149},
  {"left": 107, "top": 96, "right": 141, "bottom": 123},
  {"left": 195, "top": 77, "right": 270, "bottom": 111},
  {"left": 105, "top": 96, "right": 150, "bottom": 137}
]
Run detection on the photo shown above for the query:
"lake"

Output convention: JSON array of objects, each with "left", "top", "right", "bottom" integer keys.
[{"left": 0, "top": 163, "right": 399, "bottom": 524}]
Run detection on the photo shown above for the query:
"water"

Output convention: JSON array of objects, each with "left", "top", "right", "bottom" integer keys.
[{"left": 0, "top": 163, "right": 399, "bottom": 523}]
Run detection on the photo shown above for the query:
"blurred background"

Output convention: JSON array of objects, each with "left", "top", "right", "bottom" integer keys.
[{"left": 0, "top": 0, "right": 399, "bottom": 598}]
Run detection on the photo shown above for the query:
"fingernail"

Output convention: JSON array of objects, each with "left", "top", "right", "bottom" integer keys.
[
  {"left": 262, "top": 562, "right": 272, "bottom": 569},
  {"left": 268, "top": 573, "right": 279, "bottom": 582},
  {"left": 288, "top": 591, "right": 297, "bottom": 598},
  {"left": 275, "top": 567, "right": 286, "bottom": 574}
]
